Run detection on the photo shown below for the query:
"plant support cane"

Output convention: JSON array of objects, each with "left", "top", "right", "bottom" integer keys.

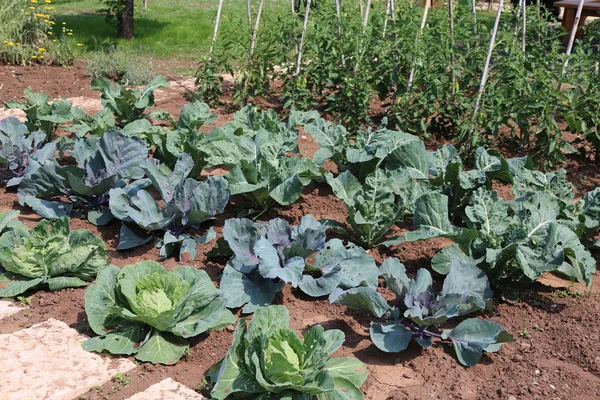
[
  {"left": 295, "top": 0, "right": 311, "bottom": 76},
  {"left": 465, "top": 0, "right": 504, "bottom": 149},
  {"left": 208, "top": 0, "right": 224, "bottom": 60},
  {"left": 407, "top": 0, "right": 431, "bottom": 92},
  {"left": 354, "top": 0, "right": 372, "bottom": 72},
  {"left": 249, "top": 0, "right": 264, "bottom": 57},
  {"left": 448, "top": 0, "right": 456, "bottom": 94},
  {"left": 335, "top": 0, "right": 345, "bottom": 67}
]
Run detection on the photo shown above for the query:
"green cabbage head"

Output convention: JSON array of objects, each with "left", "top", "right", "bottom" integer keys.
[
  {"left": 210, "top": 305, "right": 368, "bottom": 399},
  {"left": 83, "top": 260, "right": 236, "bottom": 364},
  {"left": 0, "top": 216, "right": 110, "bottom": 297}
]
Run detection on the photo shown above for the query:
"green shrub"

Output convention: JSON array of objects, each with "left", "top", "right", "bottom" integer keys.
[{"left": 86, "top": 44, "right": 154, "bottom": 85}]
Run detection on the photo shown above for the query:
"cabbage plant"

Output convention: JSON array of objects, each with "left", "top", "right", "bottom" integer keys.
[
  {"left": 83, "top": 261, "right": 236, "bottom": 365},
  {"left": 210, "top": 305, "right": 368, "bottom": 399},
  {"left": 0, "top": 216, "right": 110, "bottom": 297},
  {"left": 0, "top": 117, "right": 56, "bottom": 186},
  {"left": 331, "top": 259, "right": 514, "bottom": 366}
]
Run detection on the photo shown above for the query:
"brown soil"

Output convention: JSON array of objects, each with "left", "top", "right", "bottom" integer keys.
[{"left": 1, "top": 64, "right": 600, "bottom": 400}]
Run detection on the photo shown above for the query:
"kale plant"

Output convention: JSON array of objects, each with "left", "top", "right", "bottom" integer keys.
[
  {"left": 4, "top": 87, "right": 85, "bottom": 136},
  {"left": 331, "top": 259, "right": 514, "bottom": 366},
  {"left": 91, "top": 75, "right": 169, "bottom": 126}
]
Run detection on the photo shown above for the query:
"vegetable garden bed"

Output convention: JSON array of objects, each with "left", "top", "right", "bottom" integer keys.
[{"left": 1, "top": 64, "right": 600, "bottom": 400}]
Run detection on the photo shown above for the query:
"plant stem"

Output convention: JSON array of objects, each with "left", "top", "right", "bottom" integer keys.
[{"left": 407, "top": 0, "right": 431, "bottom": 92}]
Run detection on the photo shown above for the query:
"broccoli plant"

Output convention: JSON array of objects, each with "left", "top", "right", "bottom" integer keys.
[
  {"left": 17, "top": 130, "right": 149, "bottom": 225},
  {"left": 219, "top": 216, "right": 379, "bottom": 313},
  {"left": 109, "top": 153, "right": 229, "bottom": 260},
  {"left": 83, "top": 261, "right": 236, "bottom": 364},
  {"left": 209, "top": 305, "right": 368, "bottom": 399},
  {"left": 0, "top": 117, "right": 56, "bottom": 186},
  {"left": 331, "top": 259, "right": 514, "bottom": 366},
  {"left": 0, "top": 216, "right": 110, "bottom": 297}
]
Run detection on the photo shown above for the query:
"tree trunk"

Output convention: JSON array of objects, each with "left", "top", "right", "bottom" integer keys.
[{"left": 118, "top": 0, "right": 135, "bottom": 39}]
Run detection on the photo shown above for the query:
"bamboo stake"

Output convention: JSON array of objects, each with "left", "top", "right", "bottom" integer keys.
[
  {"left": 334, "top": 0, "right": 345, "bottom": 67},
  {"left": 383, "top": 0, "right": 391, "bottom": 38},
  {"left": 143, "top": 0, "right": 147, "bottom": 9},
  {"left": 291, "top": 0, "right": 298, "bottom": 53},
  {"left": 561, "top": 0, "right": 585, "bottom": 76},
  {"left": 249, "top": 0, "right": 265, "bottom": 56},
  {"left": 360, "top": 0, "right": 364, "bottom": 18},
  {"left": 295, "top": 0, "right": 312, "bottom": 76},
  {"left": 472, "top": 0, "right": 478, "bottom": 32},
  {"left": 521, "top": 0, "right": 526, "bottom": 52},
  {"left": 354, "top": 0, "right": 372, "bottom": 72},
  {"left": 246, "top": 0, "right": 253, "bottom": 33},
  {"left": 209, "top": 0, "right": 224, "bottom": 59},
  {"left": 466, "top": 0, "right": 504, "bottom": 146},
  {"left": 407, "top": 0, "right": 431, "bottom": 92},
  {"left": 448, "top": 0, "right": 456, "bottom": 94}
]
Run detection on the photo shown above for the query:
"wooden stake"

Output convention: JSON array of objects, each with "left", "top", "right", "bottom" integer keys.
[
  {"left": 466, "top": 0, "right": 504, "bottom": 146},
  {"left": 521, "top": 0, "right": 526, "bottom": 52},
  {"left": 354, "top": 0, "right": 372, "bottom": 72},
  {"left": 246, "top": 0, "right": 253, "bottom": 33},
  {"left": 143, "top": 0, "right": 147, "bottom": 10},
  {"left": 383, "top": 0, "right": 391, "bottom": 38},
  {"left": 209, "top": 0, "right": 224, "bottom": 58},
  {"left": 249, "top": 0, "right": 264, "bottom": 56},
  {"left": 472, "top": 0, "right": 478, "bottom": 32},
  {"left": 334, "top": 0, "right": 345, "bottom": 67},
  {"left": 448, "top": 0, "right": 456, "bottom": 94},
  {"left": 295, "top": 0, "right": 312, "bottom": 76},
  {"left": 561, "top": 0, "right": 585, "bottom": 76},
  {"left": 407, "top": 0, "right": 431, "bottom": 92}
]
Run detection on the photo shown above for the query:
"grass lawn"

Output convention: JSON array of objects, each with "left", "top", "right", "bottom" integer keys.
[{"left": 51, "top": 0, "right": 269, "bottom": 66}]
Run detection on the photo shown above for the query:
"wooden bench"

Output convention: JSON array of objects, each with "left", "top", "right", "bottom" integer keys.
[{"left": 553, "top": 0, "right": 600, "bottom": 44}]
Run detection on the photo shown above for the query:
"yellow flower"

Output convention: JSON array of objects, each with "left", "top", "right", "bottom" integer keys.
[
  {"left": 43, "top": 19, "right": 49, "bottom": 23},
  {"left": 24, "top": 12, "right": 30, "bottom": 14},
  {"left": 67, "top": 32, "right": 73, "bottom": 36},
  {"left": 49, "top": 21, "right": 55, "bottom": 24},
  {"left": 31, "top": 55, "right": 37, "bottom": 59},
  {"left": 38, "top": 47, "right": 46, "bottom": 52},
  {"left": 45, "top": 0, "right": 51, "bottom": 3},
  {"left": 2, "top": 40, "right": 6, "bottom": 43},
  {"left": 47, "top": 31, "right": 52, "bottom": 35},
  {"left": 45, "top": 7, "right": 54, "bottom": 10},
  {"left": 62, "top": 22, "right": 66, "bottom": 25},
  {"left": 35, "top": 13, "right": 44, "bottom": 17},
  {"left": 31, "top": 0, "right": 38, "bottom": 3},
  {"left": 52, "top": 39, "right": 56, "bottom": 42},
  {"left": 29, "top": 6, "right": 35, "bottom": 9},
  {"left": 76, "top": 43, "right": 83, "bottom": 47},
  {"left": 39, "top": 55, "right": 44, "bottom": 59},
  {"left": 7, "top": 42, "right": 14, "bottom": 46}
]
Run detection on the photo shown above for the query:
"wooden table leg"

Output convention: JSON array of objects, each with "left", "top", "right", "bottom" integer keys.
[{"left": 562, "top": 8, "right": 575, "bottom": 45}]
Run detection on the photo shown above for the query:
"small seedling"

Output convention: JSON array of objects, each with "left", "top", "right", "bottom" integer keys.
[
  {"left": 519, "top": 328, "right": 531, "bottom": 338},
  {"left": 112, "top": 372, "right": 131, "bottom": 386},
  {"left": 17, "top": 295, "right": 32, "bottom": 306}
]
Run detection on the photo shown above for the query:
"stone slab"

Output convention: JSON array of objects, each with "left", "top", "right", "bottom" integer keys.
[
  {"left": 0, "top": 318, "right": 136, "bottom": 400},
  {"left": 0, "top": 299, "right": 22, "bottom": 320},
  {"left": 126, "top": 378, "right": 206, "bottom": 400}
]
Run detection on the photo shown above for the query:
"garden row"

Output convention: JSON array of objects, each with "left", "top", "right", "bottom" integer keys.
[
  {"left": 0, "top": 76, "right": 598, "bottom": 398},
  {"left": 199, "top": 1, "right": 600, "bottom": 169}
]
